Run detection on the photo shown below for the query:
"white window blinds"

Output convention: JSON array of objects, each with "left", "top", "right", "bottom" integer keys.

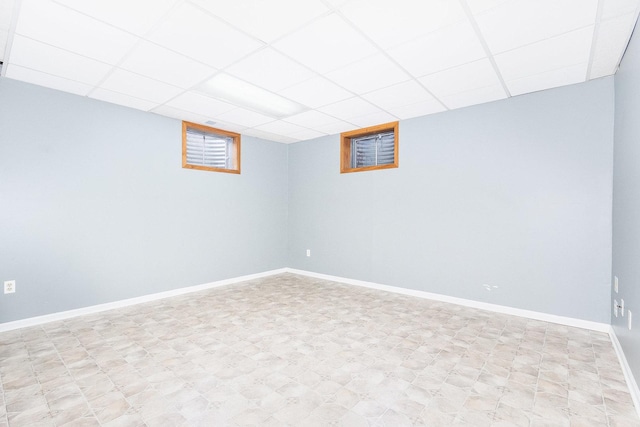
[
  {"left": 351, "top": 131, "right": 395, "bottom": 169},
  {"left": 185, "top": 127, "right": 233, "bottom": 169}
]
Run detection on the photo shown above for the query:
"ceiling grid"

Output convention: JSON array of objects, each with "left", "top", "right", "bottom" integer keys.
[{"left": 0, "top": 0, "right": 637, "bottom": 143}]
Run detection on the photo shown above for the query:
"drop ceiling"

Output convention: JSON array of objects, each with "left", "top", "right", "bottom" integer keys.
[{"left": 1, "top": 0, "right": 638, "bottom": 143}]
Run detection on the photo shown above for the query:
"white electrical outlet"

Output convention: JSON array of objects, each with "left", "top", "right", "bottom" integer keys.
[
  {"left": 629, "top": 311, "right": 633, "bottom": 330},
  {"left": 614, "top": 276, "right": 619, "bottom": 293},
  {"left": 621, "top": 299, "right": 625, "bottom": 316},
  {"left": 4, "top": 280, "right": 15, "bottom": 294},
  {"left": 614, "top": 300, "right": 618, "bottom": 317},
  {"left": 306, "top": 249, "right": 311, "bottom": 257}
]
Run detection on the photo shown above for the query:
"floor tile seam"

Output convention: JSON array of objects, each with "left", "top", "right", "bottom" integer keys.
[
  {"left": 50, "top": 342, "right": 102, "bottom": 426},
  {"left": 43, "top": 325, "right": 106, "bottom": 427},
  {"left": 0, "top": 388, "right": 6, "bottom": 427},
  {"left": 6, "top": 331, "right": 46, "bottom": 417},
  {"left": 481, "top": 319, "right": 512, "bottom": 424},
  {"left": 589, "top": 339, "right": 611, "bottom": 427},
  {"left": 592, "top": 338, "right": 614, "bottom": 427},
  {"left": 528, "top": 326, "right": 548, "bottom": 426}
]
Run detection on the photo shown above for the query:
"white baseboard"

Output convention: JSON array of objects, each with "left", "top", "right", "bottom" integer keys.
[
  {"left": 285, "top": 268, "right": 611, "bottom": 333},
  {"left": 1, "top": 267, "right": 611, "bottom": 334},
  {"left": 0, "top": 268, "right": 287, "bottom": 333},
  {"left": 609, "top": 327, "right": 640, "bottom": 418}
]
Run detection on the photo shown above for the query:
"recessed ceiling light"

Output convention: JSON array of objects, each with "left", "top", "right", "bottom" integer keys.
[
  {"left": 198, "top": 73, "right": 307, "bottom": 119},
  {"left": 205, "top": 120, "right": 217, "bottom": 125}
]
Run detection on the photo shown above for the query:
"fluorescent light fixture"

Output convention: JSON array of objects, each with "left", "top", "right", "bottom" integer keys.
[{"left": 199, "top": 73, "right": 307, "bottom": 118}]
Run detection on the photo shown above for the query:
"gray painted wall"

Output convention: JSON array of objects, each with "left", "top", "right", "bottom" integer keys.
[
  {"left": 289, "top": 78, "right": 615, "bottom": 323},
  {"left": 0, "top": 75, "right": 617, "bottom": 326},
  {"left": 612, "top": 26, "right": 640, "bottom": 383},
  {"left": 0, "top": 78, "right": 288, "bottom": 323}
]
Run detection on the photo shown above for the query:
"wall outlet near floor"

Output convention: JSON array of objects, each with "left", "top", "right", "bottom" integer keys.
[
  {"left": 629, "top": 311, "right": 633, "bottom": 330},
  {"left": 614, "top": 300, "right": 619, "bottom": 317},
  {"left": 306, "top": 249, "right": 311, "bottom": 257},
  {"left": 614, "top": 276, "right": 618, "bottom": 293},
  {"left": 4, "top": 280, "right": 15, "bottom": 294}
]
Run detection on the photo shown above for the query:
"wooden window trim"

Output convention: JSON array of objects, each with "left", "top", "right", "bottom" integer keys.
[
  {"left": 182, "top": 121, "right": 241, "bottom": 174},
  {"left": 340, "top": 121, "right": 399, "bottom": 173}
]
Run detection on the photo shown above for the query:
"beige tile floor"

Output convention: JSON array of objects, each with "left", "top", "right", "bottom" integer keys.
[{"left": 0, "top": 273, "right": 638, "bottom": 427}]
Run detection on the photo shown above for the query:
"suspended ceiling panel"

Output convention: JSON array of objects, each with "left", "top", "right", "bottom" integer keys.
[{"left": 1, "top": 0, "right": 638, "bottom": 143}]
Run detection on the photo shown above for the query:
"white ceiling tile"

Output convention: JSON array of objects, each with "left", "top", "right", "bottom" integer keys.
[
  {"left": 385, "top": 99, "right": 446, "bottom": 119},
  {"left": 272, "top": 13, "right": 377, "bottom": 74},
  {"left": 225, "top": 48, "right": 315, "bottom": 92},
  {"left": 254, "top": 120, "right": 307, "bottom": 135},
  {"left": 119, "top": 41, "right": 216, "bottom": 89},
  {"left": 0, "top": 0, "right": 13, "bottom": 29},
  {"left": 148, "top": 2, "right": 262, "bottom": 69},
  {"left": 602, "top": 0, "right": 640, "bottom": 19},
  {"left": 348, "top": 111, "right": 398, "bottom": 128},
  {"left": 151, "top": 104, "right": 210, "bottom": 124},
  {"left": 284, "top": 110, "right": 343, "bottom": 128},
  {"left": 324, "top": 53, "right": 410, "bottom": 94},
  {"left": 0, "top": 0, "right": 11, "bottom": 62},
  {"left": 208, "top": 121, "right": 249, "bottom": 133},
  {"left": 466, "top": 0, "right": 511, "bottom": 15},
  {"left": 362, "top": 80, "right": 441, "bottom": 110},
  {"left": 53, "top": 0, "right": 180, "bottom": 36},
  {"left": 341, "top": 0, "right": 466, "bottom": 49},
  {"left": 318, "top": 97, "right": 382, "bottom": 120},
  {"left": 242, "top": 128, "right": 297, "bottom": 143},
  {"left": 0, "top": 29, "right": 8, "bottom": 62},
  {"left": 495, "top": 26, "right": 593, "bottom": 81},
  {"left": 474, "top": 0, "right": 598, "bottom": 54},
  {"left": 99, "top": 69, "right": 183, "bottom": 104},
  {"left": 17, "top": 0, "right": 137, "bottom": 64},
  {"left": 216, "top": 108, "right": 276, "bottom": 127},
  {"left": 165, "top": 92, "right": 236, "bottom": 118},
  {"left": 153, "top": 110, "right": 249, "bottom": 133},
  {"left": 324, "top": 0, "right": 350, "bottom": 7},
  {"left": 287, "top": 129, "right": 327, "bottom": 141},
  {"left": 152, "top": 108, "right": 250, "bottom": 134},
  {"left": 313, "top": 120, "right": 358, "bottom": 135},
  {"left": 191, "top": 0, "right": 328, "bottom": 43},
  {"left": 506, "top": 63, "right": 587, "bottom": 96},
  {"left": 8, "top": 35, "right": 111, "bottom": 85},
  {"left": 89, "top": 88, "right": 158, "bottom": 111},
  {"left": 590, "top": 59, "right": 617, "bottom": 79},
  {"left": 418, "top": 59, "right": 501, "bottom": 98},
  {"left": 278, "top": 76, "right": 353, "bottom": 108},
  {"left": 5, "top": 64, "right": 92, "bottom": 95},
  {"left": 440, "top": 84, "right": 507, "bottom": 110},
  {"left": 388, "top": 20, "right": 486, "bottom": 77},
  {"left": 589, "top": 13, "right": 637, "bottom": 78}
]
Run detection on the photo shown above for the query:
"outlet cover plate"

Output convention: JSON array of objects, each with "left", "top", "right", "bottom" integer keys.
[{"left": 4, "top": 280, "right": 15, "bottom": 294}]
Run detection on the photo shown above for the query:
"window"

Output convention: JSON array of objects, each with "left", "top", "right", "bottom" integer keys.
[
  {"left": 182, "top": 121, "right": 241, "bottom": 174},
  {"left": 340, "top": 122, "right": 399, "bottom": 173}
]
